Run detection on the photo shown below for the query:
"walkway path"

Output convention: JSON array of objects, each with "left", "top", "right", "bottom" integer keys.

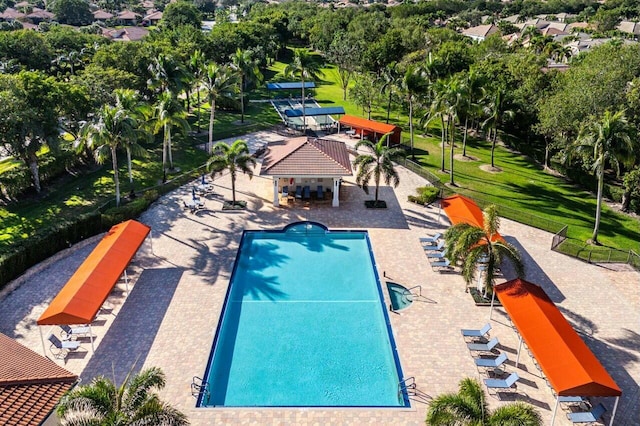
[{"left": 0, "top": 132, "right": 637, "bottom": 425}]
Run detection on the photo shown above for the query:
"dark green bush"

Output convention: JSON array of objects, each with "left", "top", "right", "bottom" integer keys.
[
  {"left": 0, "top": 211, "right": 102, "bottom": 290},
  {"left": 101, "top": 190, "right": 159, "bottom": 228},
  {"left": 408, "top": 186, "right": 439, "bottom": 205}
]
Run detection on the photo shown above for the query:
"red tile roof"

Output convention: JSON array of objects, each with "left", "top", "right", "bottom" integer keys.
[
  {"left": 0, "top": 333, "right": 77, "bottom": 425},
  {"left": 260, "top": 137, "right": 352, "bottom": 177}
]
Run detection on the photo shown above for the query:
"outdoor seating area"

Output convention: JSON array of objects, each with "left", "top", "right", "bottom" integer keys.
[
  {"left": 420, "top": 233, "right": 454, "bottom": 272},
  {"left": 48, "top": 334, "right": 81, "bottom": 360}
]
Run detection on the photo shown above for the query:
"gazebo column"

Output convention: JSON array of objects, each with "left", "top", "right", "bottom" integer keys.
[
  {"left": 273, "top": 178, "right": 280, "bottom": 207},
  {"left": 332, "top": 178, "right": 340, "bottom": 207}
]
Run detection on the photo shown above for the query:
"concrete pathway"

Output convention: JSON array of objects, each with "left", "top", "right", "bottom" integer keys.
[{"left": 1, "top": 132, "right": 638, "bottom": 425}]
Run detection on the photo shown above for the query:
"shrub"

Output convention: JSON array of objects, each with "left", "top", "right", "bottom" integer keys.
[
  {"left": 408, "top": 186, "right": 439, "bottom": 205},
  {"left": 101, "top": 190, "right": 159, "bottom": 228}
]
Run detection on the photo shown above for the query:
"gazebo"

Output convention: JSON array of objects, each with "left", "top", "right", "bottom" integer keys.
[
  {"left": 338, "top": 115, "right": 402, "bottom": 145},
  {"left": 259, "top": 137, "right": 353, "bottom": 207}
]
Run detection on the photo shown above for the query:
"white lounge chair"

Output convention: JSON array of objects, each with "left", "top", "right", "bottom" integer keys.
[
  {"left": 419, "top": 233, "right": 442, "bottom": 244},
  {"left": 567, "top": 403, "right": 606, "bottom": 423},
  {"left": 484, "top": 372, "right": 520, "bottom": 392},
  {"left": 430, "top": 258, "right": 452, "bottom": 271},
  {"left": 475, "top": 352, "right": 508, "bottom": 370},
  {"left": 461, "top": 323, "right": 492, "bottom": 339},
  {"left": 48, "top": 334, "right": 80, "bottom": 359},
  {"left": 468, "top": 337, "right": 499, "bottom": 353},
  {"left": 426, "top": 250, "right": 447, "bottom": 259},
  {"left": 60, "top": 324, "right": 91, "bottom": 340}
]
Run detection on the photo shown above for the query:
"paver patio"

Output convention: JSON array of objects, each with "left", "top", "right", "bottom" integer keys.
[{"left": 0, "top": 132, "right": 638, "bottom": 425}]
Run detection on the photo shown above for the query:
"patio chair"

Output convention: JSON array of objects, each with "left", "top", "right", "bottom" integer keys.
[
  {"left": 559, "top": 396, "right": 585, "bottom": 405},
  {"left": 295, "top": 186, "right": 303, "bottom": 199},
  {"left": 282, "top": 186, "right": 289, "bottom": 197},
  {"left": 183, "top": 199, "right": 197, "bottom": 213},
  {"left": 567, "top": 403, "right": 606, "bottom": 424},
  {"left": 419, "top": 233, "right": 442, "bottom": 245},
  {"left": 48, "top": 334, "right": 80, "bottom": 359},
  {"left": 426, "top": 250, "right": 447, "bottom": 259},
  {"left": 424, "top": 241, "right": 445, "bottom": 252},
  {"left": 467, "top": 337, "right": 499, "bottom": 353},
  {"left": 430, "top": 258, "right": 452, "bottom": 271},
  {"left": 303, "top": 186, "right": 311, "bottom": 200},
  {"left": 317, "top": 185, "right": 324, "bottom": 199},
  {"left": 484, "top": 372, "right": 520, "bottom": 392},
  {"left": 475, "top": 352, "right": 508, "bottom": 370},
  {"left": 461, "top": 323, "right": 492, "bottom": 339},
  {"left": 60, "top": 324, "right": 91, "bottom": 340}
]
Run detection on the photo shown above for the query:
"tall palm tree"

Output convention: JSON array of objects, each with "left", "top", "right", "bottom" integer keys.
[
  {"left": 147, "top": 54, "right": 187, "bottom": 98},
  {"left": 201, "top": 62, "right": 239, "bottom": 153},
  {"left": 481, "top": 86, "right": 514, "bottom": 169},
  {"left": 426, "top": 378, "right": 542, "bottom": 426},
  {"left": 188, "top": 49, "right": 206, "bottom": 132},
  {"left": 76, "top": 102, "right": 145, "bottom": 206},
  {"left": 207, "top": 139, "right": 256, "bottom": 206},
  {"left": 570, "top": 110, "right": 635, "bottom": 244},
  {"left": 379, "top": 62, "right": 400, "bottom": 124},
  {"left": 353, "top": 133, "right": 404, "bottom": 207},
  {"left": 56, "top": 367, "right": 188, "bottom": 425},
  {"left": 231, "top": 48, "right": 263, "bottom": 123},
  {"left": 401, "top": 65, "right": 427, "bottom": 160},
  {"left": 444, "top": 204, "right": 524, "bottom": 294},
  {"left": 282, "top": 48, "right": 323, "bottom": 133},
  {"left": 150, "top": 91, "right": 189, "bottom": 173},
  {"left": 460, "top": 68, "right": 483, "bottom": 157},
  {"left": 114, "top": 89, "right": 149, "bottom": 185}
]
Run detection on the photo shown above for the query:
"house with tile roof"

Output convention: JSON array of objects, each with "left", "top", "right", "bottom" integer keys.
[
  {"left": 0, "top": 333, "right": 78, "bottom": 425},
  {"left": 617, "top": 20, "right": 640, "bottom": 36},
  {"left": 462, "top": 24, "right": 499, "bottom": 41},
  {"left": 260, "top": 137, "right": 353, "bottom": 207}
]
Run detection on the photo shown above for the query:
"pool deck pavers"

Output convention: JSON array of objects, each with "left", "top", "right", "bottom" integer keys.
[{"left": 1, "top": 132, "right": 638, "bottom": 425}]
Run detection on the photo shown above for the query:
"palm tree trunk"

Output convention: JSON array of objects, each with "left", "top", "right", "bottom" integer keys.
[
  {"left": 409, "top": 97, "right": 414, "bottom": 159},
  {"left": 462, "top": 116, "right": 468, "bottom": 157},
  {"left": 167, "top": 126, "right": 174, "bottom": 170},
  {"left": 27, "top": 153, "right": 41, "bottom": 193},
  {"left": 112, "top": 147, "right": 120, "bottom": 206},
  {"left": 386, "top": 91, "right": 392, "bottom": 124},
  {"left": 301, "top": 76, "right": 306, "bottom": 133},
  {"left": 491, "top": 125, "right": 497, "bottom": 168},
  {"left": 208, "top": 97, "right": 215, "bottom": 153},
  {"left": 196, "top": 90, "right": 201, "bottom": 133},
  {"left": 231, "top": 170, "right": 236, "bottom": 204},
  {"left": 240, "top": 74, "right": 245, "bottom": 123},
  {"left": 374, "top": 173, "right": 380, "bottom": 203},
  {"left": 440, "top": 116, "right": 446, "bottom": 172},
  {"left": 449, "top": 119, "right": 455, "bottom": 186},
  {"left": 162, "top": 127, "right": 167, "bottom": 172},
  {"left": 127, "top": 147, "right": 133, "bottom": 183},
  {"left": 592, "top": 167, "right": 604, "bottom": 244}
]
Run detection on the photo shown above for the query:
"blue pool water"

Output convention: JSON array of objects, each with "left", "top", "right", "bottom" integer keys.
[{"left": 199, "top": 222, "right": 408, "bottom": 407}]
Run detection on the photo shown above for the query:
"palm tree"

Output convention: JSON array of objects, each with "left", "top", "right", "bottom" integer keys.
[
  {"left": 207, "top": 140, "right": 256, "bottom": 206},
  {"left": 147, "top": 54, "right": 187, "bottom": 97},
  {"left": 201, "top": 62, "right": 239, "bottom": 153},
  {"left": 379, "top": 62, "right": 401, "bottom": 124},
  {"left": 444, "top": 204, "right": 524, "bottom": 294},
  {"left": 188, "top": 49, "right": 206, "bottom": 132},
  {"left": 570, "top": 110, "right": 635, "bottom": 244},
  {"left": 231, "top": 48, "right": 263, "bottom": 123},
  {"left": 460, "top": 69, "right": 483, "bottom": 157},
  {"left": 56, "top": 367, "right": 188, "bottom": 425},
  {"left": 401, "top": 65, "right": 427, "bottom": 160},
  {"left": 481, "top": 86, "right": 514, "bottom": 169},
  {"left": 76, "top": 102, "right": 145, "bottom": 206},
  {"left": 282, "top": 48, "right": 323, "bottom": 133},
  {"left": 114, "top": 89, "right": 149, "bottom": 185},
  {"left": 353, "top": 133, "right": 404, "bottom": 207},
  {"left": 150, "top": 91, "right": 189, "bottom": 173},
  {"left": 426, "top": 378, "right": 541, "bottom": 425}
]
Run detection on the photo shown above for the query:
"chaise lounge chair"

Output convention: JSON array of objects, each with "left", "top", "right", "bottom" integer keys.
[
  {"left": 419, "top": 233, "right": 442, "bottom": 245},
  {"left": 467, "top": 337, "right": 499, "bottom": 353},
  {"left": 484, "top": 372, "right": 520, "bottom": 392},
  {"left": 60, "top": 324, "right": 91, "bottom": 340},
  {"left": 430, "top": 258, "right": 452, "bottom": 271},
  {"left": 475, "top": 352, "right": 508, "bottom": 370},
  {"left": 48, "top": 334, "right": 81, "bottom": 359},
  {"left": 303, "top": 186, "right": 311, "bottom": 200},
  {"left": 426, "top": 250, "right": 447, "bottom": 259},
  {"left": 567, "top": 403, "right": 606, "bottom": 424},
  {"left": 295, "top": 186, "right": 303, "bottom": 199},
  {"left": 424, "top": 241, "right": 445, "bottom": 252},
  {"left": 461, "top": 323, "right": 492, "bottom": 339}
]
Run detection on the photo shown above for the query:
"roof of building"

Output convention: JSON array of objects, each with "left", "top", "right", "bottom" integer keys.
[
  {"left": 339, "top": 115, "right": 400, "bottom": 134},
  {"left": 260, "top": 137, "right": 352, "bottom": 177},
  {"left": 27, "top": 8, "right": 54, "bottom": 19},
  {"left": 104, "top": 27, "right": 149, "bottom": 41},
  {"left": 117, "top": 10, "right": 141, "bottom": 20},
  {"left": 143, "top": 10, "right": 163, "bottom": 20},
  {"left": 0, "top": 333, "right": 77, "bottom": 426},
  {"left": 284, "top": 106, "right": 345, "bottom": 117},
  {"left": 93, "top": 10, "right": 114, "bottom": 19},
  {"left": 462, "top": 24, "right": 499, "bottom": 38},
  {"left": 266, "top": 82, "right": 316, "bottom": 90},
  {"left": 0, "top": 8, "right": 26, "bottom": 19},
  {"left": 617, "top": 20, "right": 640, "bottom": 35}
]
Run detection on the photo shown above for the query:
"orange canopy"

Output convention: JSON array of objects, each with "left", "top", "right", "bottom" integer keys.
[
  {"left": 441, "top": 194, "right": 504, "bottom": 243},
  {"left": 339, "top": 115, "right": 401, "bottom": 144},
  {"left": 496, "top": 278, "right": 621, "bottom": 397},
  {"left": 37, "top": 220, "right": 150, "bottom": 325}
]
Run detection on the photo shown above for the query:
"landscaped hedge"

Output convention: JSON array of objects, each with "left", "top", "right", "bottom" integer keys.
[
  {"left": 101, "top": 190, "right": 159, "bottom": 228},
  {"left": 408, "top": 186, "right": 440, "bottom": 205},
  {"left": 0, "top": 211, "right": 103, "bottom": 290}
]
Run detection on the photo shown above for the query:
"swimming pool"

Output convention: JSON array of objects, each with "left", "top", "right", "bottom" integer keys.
[{"left": 199, "top": 222, "right": 408, "bottom": 407}]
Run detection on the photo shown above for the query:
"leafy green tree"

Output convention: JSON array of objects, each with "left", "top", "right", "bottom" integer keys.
[
  {"left": 353, "top": 134, "right": 404, "bottom": 207},
  {"left": 379, "top": 62, "right": 401, "bottom": 124},
  {"left": 149, "top": 91, "right": 189, "bottom": 173},
  {"left": 57, "top": 367, "right": 188, "bottom": 425},
  {"left": 114, "top": 89, "right": 149, "bottom": 185},
  {"left": 350, "top": 71, "right": 378, "bottom": 120},
  {"left": 426, "top": 378, "right": 541, "bottom": 425},
  {"left": 0, "top": 30, "right": 53, "bottom": 71},
  {"left": 569, "top": 110, "right": 636, "bottom": 244},
  {"left": 50, "top": 0, "right": 93, "bottom": 26},
  {"left": 187, "top": 49, "right": 206, "bottom": 130},
  {"left": 282, "top": 48, "right": 323, "bottom": 132},
  {"left": 207, "top": 140, "right": 256, "bottom": 206},
  {"left": 444, "top": 204, "right": 524, "bottom": 294},
  {"left": 161, "top": 1, "right": 202, "bottom": 29},
  {"left": 231, "top": 48, "right": 263, "bottom": 123},
  {"left": 327, "top": 31, "right": 360, "bottom": 101},
  {"left": 621, "top": 168, "right": 640, "bottom": 212},
  {"left": 201, "top": 62, "right": 238, "bottom": 152}
]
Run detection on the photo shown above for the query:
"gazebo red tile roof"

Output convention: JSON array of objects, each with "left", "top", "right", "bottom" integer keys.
[
  {"left": 0, "top": 333, "right": 77, "bottom": 425},
  {"left": 260, "top": 137, "right": 352, "bottom": 177}
]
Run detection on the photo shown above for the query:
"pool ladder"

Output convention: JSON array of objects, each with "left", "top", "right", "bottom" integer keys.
[
  {"left": 398, "top": 376, "right": 416, "bottom": 397},
  {"left": 191, "top": 376, "right": 210, "bottom": 400},
  {"left": 402, "top": 285, "right": 423, "bottom": 302}
]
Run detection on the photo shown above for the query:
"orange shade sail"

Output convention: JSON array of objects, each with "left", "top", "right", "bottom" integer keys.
[
  {"left": 339, "top": 115, "right": 401, "bottom": 144},
  {"left": 37, "top": 220, "right": 150, "bottom": 326},
  {"left": 441, "top": 194, "right": 504, "bottom": 243},
  {"left": 496, "top": 278, "right": 621, "bottom": 397}
]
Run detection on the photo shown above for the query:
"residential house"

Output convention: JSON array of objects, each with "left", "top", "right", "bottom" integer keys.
[{"left": 462, "top": 24, "right": 499, "bottom": 41}]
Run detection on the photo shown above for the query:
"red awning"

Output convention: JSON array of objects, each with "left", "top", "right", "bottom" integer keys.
[
  {"left": 339, "top": 115, "right": 399, "bottom": 135},
  {"left": 37, "top": 220, "right": 150, "bottom": 325},
  {"left": 441, "top": 194, "right": 504, "bottom": 243},
  {"left": 496, "top": 278, "right": 621, "bottom": 397}
]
